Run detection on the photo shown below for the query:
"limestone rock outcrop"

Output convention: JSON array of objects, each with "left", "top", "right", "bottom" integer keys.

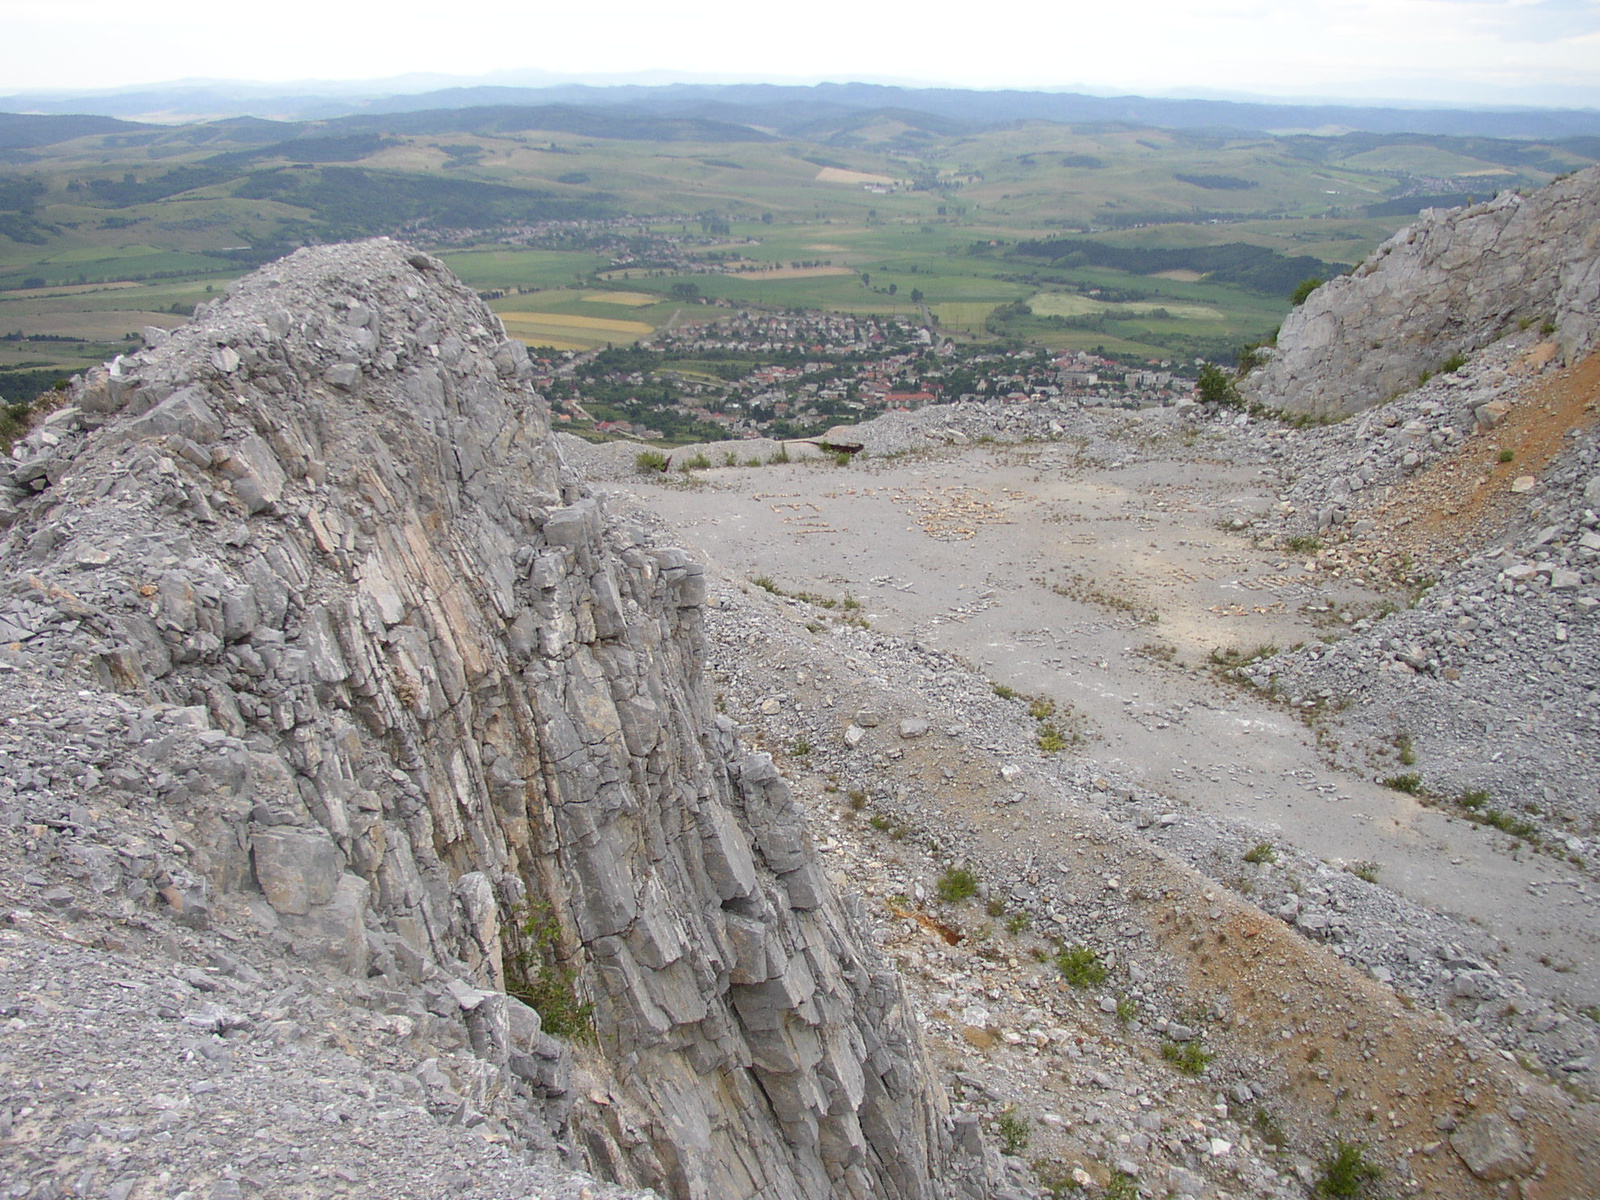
[
  {"left": 0, "top": 241, "right": 987, "bottom": 1200},
  {"left": 1242, "top": 165, "right": 1600, "bottom": 418}
]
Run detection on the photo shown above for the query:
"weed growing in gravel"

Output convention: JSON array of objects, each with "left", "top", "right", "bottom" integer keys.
[
  {"left": 1440, "top": 352, "right": 1467, "bottom": 374},
  {"left": 1133, "top": 640, "right": 1176, "bottom": 664},
  {"left": 791, "top": 737, "right": 812, "bottom": 757},
  {"left": 1285, "top": 534, "right": 1322, "bottom": 554},
  {"left": 1055, "top": 944, "right": 1107, "bottom": 987},
  {"left": 991, "top": 682, "right": 1019, "bottom": 700},
  {"left": 1115, "top": 997, "right": 1140, "bottom": 1025},
  {"left": 1005, "top": 913, "right": 1032, "bottom": 935},
  {"left": 1160, "top": 1040, "right": 1212, "bottom": 1077},
  {"left": 1390, "top": 731, "right": 1417, "bottom": 766},
  {"left": 1036, "top": 725, "right": 1071, "bottom": 753},
  {"left": 1031, "top": 1160, "right": 1081, "bottom": 1198},
  {"left": 986, "top": 897, "right": 1007, "bottom": 917},
  {"left": 752, "top": 575, "right": 778, "bottom": 592},
  {"left": 723, "top": 451, "right": 739, "bottom": 467},
  {"left": 1349, "top": 861, "right": 1381, "bottom": 884},
  {"left": 1104, "top": 1171, "right": 1139, "bottom": 1200},
  {"left": 768, "top": 445, "right": 791, "bottom": 465},
  {"left": 936, "top": 866, "right": 980, "bottom": 904},
  {"left": 1313, "top": 1140, "right": 1382, "bottom": 1199},
  {"left": 1380, "top": 772, "right": 1422, "bottom": 794},
  {"left": 847, "top": 789, "right": 868, "bottom": 810},
  {"left": 1243, "top": 842, "right": 1277, "bottom": 865},
  {"left": 1498, "top": 448, "right": 1515, "bottom": 463},
  {"left": 1252, "top": 1107, "right": 1288, "bottom": 1150},
  {"left": 1208, "top": 643, "right": 1279, "bottom": 671},
  {"left": 635, "top": 450, "right": 670, "bottom": 474},
  {"left": 994, "top": 1106, "right": 1031, "bottom": 1155}
]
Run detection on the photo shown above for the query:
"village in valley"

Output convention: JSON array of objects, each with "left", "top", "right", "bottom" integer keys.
[{"left": 528, "top": 309, "right": 1189, "bottom": 444}]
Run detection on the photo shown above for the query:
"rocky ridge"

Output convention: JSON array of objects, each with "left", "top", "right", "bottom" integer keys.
[
  {"left": 1243, "top": 164, "right": 1600, "bottom": 419},
  {"left": 0, "top": 240, "right": 988, "bottom": 1200}
]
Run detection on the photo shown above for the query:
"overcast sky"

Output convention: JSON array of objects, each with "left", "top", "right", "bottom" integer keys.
[{"left": 5, "top": 0, "right": 1598, "bottom": 107}]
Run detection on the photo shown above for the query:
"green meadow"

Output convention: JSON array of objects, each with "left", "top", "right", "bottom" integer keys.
[{"left": 1, "top": 106, "right": 1591, "bottom": 380}]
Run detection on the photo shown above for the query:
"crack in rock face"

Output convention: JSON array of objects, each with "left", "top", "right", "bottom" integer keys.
[{"left": 0, "top": 239, "right": 991, "bottom": 1200}]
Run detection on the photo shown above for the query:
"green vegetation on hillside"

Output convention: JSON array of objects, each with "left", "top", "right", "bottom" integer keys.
[{"left": 0, "top": 100, "right": 1591, "bottom": 379}]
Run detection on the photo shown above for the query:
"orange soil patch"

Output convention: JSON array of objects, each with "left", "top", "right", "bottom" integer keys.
[{"left": 1358, "top": 346, "right": 1600, "bottom": 575}]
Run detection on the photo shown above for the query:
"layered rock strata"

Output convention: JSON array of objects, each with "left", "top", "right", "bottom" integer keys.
[
  {"left": 1243, "top": 165, "right": 1600, "bottom": 418},
  {"left": 0, "top": 240, "right": 985, "bottom": 1200}
]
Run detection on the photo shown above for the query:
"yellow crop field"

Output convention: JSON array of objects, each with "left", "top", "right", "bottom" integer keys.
[
  {"left": 580, "top": 291, "right": 660, "bottom": 306},
  {"left": 814, "top": 167, "right": 898, "bottom": 186},
  {"left": 498, "top": 312, "right": 654, "bottom": 334}
]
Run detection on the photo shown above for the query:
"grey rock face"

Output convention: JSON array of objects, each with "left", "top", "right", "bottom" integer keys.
[
  {"left": 1243, "top": 166, "right": 1600, "bottom": 418},
  {"left": 0, "top": 240, "right": 983, "bottom": 1200}
]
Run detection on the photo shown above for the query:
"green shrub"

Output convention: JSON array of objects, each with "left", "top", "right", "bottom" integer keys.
[
  {"left": 1055, "top": 944, "right": 1106, "bottom": 987},
  {"left": 1160, "top": 1040, "right": 1212, "bottom": 1076},
  {"left": 1314, "top": 1140, "right": 1382, "bottom": 1199},
  {"left": 1005, "top": 912, "right": 1032, "bottom": 935},
  {"left": 1498, "top": 449, "right": 1514, "bottom": 463},
  {"left": 1036, "top": 725, "right": 1070, "bottom": 753},
  {"left": 1115, "top": 996, "right": 1140, "bottom": 1024},
  {"left": 681, "top": 452, "right": 711, "bottom": 471},
  {"left": 1243, "top": 842, "right": 1276, "bottom": 865},
  {"left": 1440, "top": 352, "right": 1467, "bottom": 374},
  {"left": 936, "top": 866, "right": 980, "bottom": 904},
  {"left": 506, "top": 902, "right": 595, "bottom": 1042},
  {"left": 1393, "top": 732, "right": 1417, "bottom": 766},
  {"left": 768, "top": 445, "right": 791, "bottom": 464},
  {"left": 1285, "top": 534, "right": 1322, "bottom": 554},
  {"left": 1196, "top": 361, "right": 1240, "bottom": 406},
  {"left": 1381, "top": 773, "right": 1422, "bottom": 794},
  {"left": 994, "top": 1106, "right": 1031, "bottom": 1155},
  {"left": 635, "top": 450, "right": 670, "bottom": 474},
  {"left": 1290, "top": 276, "right": 1324, "bottom": 306}
]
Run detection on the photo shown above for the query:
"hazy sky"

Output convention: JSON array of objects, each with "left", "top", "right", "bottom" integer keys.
[{"left": 5, "top": 0, "right": 1599, "bottom": 106}]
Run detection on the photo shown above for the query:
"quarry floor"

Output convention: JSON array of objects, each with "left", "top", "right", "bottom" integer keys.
[{"left": 608, "top": 441, "right": 1599, "bottom": 1014}]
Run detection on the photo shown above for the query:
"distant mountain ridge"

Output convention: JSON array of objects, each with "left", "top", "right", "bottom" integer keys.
[{"left": 5, "top": 79, "right": 1600, "bottom": 140}]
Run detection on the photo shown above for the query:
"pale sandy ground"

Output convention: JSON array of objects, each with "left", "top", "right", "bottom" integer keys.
[{"left": 605, "top": 442, "right": 1599, "bottom": 1011}]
